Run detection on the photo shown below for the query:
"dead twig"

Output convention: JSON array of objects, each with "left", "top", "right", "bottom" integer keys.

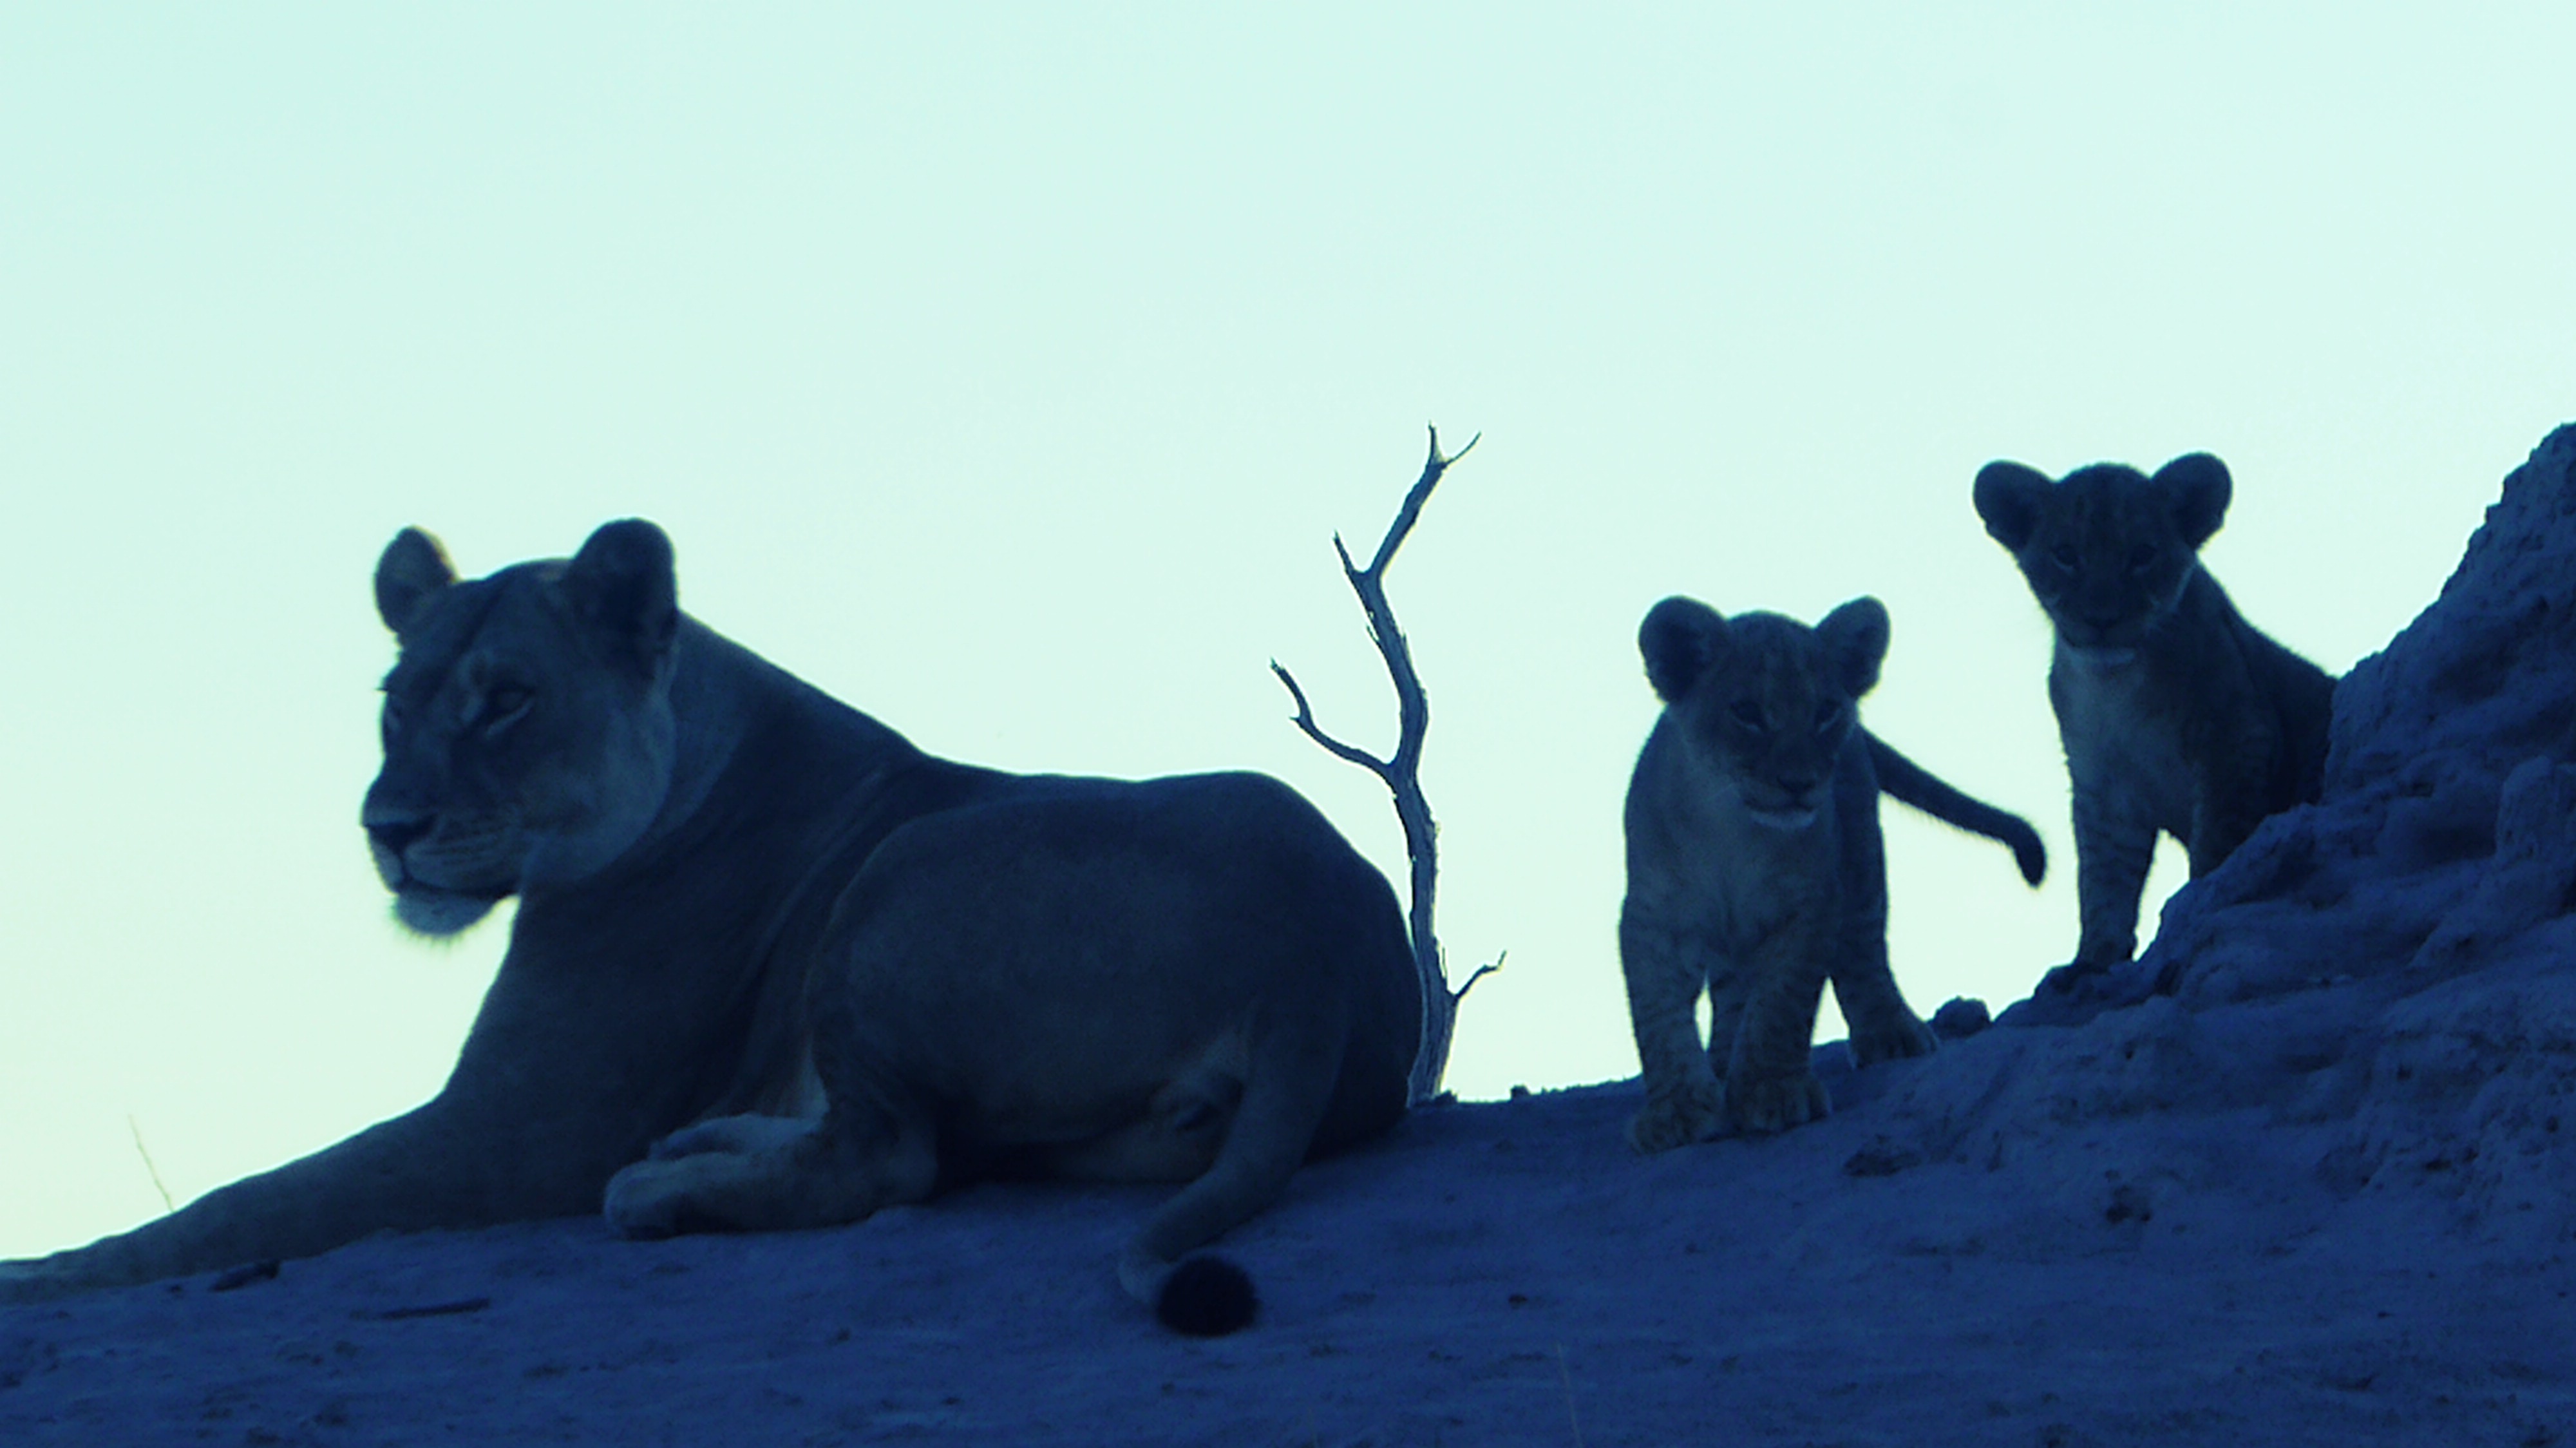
[
  {"left": 1272, "top": 425, "right": 1500, "bottom": 1103},
  {"left": 128, "top": 1114, "right": 175, "bottom": 1215}
]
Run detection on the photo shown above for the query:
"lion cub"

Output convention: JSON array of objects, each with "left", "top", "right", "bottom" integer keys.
[
  {"left": 1974, "top": 452, "right": 2334, "bottom": 980},
  {"left": 1620, "top": 595, "right": 2045, "bottom": 1152}
]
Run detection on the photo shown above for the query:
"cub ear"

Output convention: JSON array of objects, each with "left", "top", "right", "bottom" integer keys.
[
  {"left": 1972, "top": 462, "right": 2052, "bottom": 553},
  {"left": 1639, "top": 596, "right": 1729, "bottom": 704},
  {"left": 2155, "top": 452, "right": 2231, "bottom": 549},
  {"left": 559, "top": 519, "right": 679, "bottom": 679},
  {"left": 1817, "top": 596, "right": 1891, "bottom": 700},
  {"left": 375, "top": 528, "right": 457, "bottom": 634}
]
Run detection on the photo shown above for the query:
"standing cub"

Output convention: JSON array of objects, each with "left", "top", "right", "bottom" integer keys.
[
  {"left": 1620, "top": 595, "right": 2045, "bottom": 1152},
  {"left": 1973, "top": 452, "right": 2334, "bottom": 981}
]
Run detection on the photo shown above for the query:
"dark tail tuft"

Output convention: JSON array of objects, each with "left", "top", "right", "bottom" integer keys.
[
  {"left": 1155, "top": 1255, "right": 1258, "bottom": 1336},
  {"left": 2005, "top": 822, "right": 2047, "bottom": 886}
]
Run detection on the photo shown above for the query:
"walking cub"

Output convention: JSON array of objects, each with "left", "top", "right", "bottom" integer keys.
[
  {"left": 1620, "top": 595, "right": 2045, "bottom": 1152},
  {"left": 1973, "top": 452, "right": 2334, "bottom": 981}
]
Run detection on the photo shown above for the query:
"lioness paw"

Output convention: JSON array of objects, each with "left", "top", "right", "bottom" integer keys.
[
  {"left": 602, "top": 1159, "right": 701, "bottom": 1240},
  {"left": 1627, "top": 1078, "right": 1727, "bottom": 1154},
  {"left": 1728, "top": 1071, "right": 1829, "bottom": 1134}
]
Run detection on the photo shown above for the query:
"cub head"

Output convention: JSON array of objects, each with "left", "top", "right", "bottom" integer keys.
[
  {"left": 1639, "top": 595, "right": 1888, "bottom": 830},
  {"left": 361, "top": 519, "right": 683, "bottom": 935},
  {"left": 1972, "top": 453, "right": 2231, "bottom": 658}
]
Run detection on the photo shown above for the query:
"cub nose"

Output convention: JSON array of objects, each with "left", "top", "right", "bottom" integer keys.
[{"left": 365, "top": 815, "right": 433, "bottom": 858}]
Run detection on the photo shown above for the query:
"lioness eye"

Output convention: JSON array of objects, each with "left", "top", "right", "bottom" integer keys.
[
  {"left": 2047, "top": 544, "right": 2079, "bottom": 572},
  {"left": 2126, "top": 544, "right": 2157, "bottom": 573},
  {"left": 381, "top": 696, "right": 404, "bottom": 738},
  {"left": 1814, "top": 702, "right": 1844, "bottom": 736},
  {"left": 1728, "top": 700, "right": 1766, "bottom": 733},
  {"left": 482, "top": 686, "right": 535, "bottom": 732}
]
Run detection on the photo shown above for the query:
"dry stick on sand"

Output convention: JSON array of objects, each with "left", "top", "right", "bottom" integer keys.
[
  {"left": 128, "top": 1113, "right": 175, "bottom": 1214},
  {"left": 1272, "top": 425, "right": 1501, "bottom": 1103}
]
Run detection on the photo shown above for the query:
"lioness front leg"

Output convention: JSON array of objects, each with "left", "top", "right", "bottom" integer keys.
[
  {"left": 604, "top": 1106, "right": 936, "bottom": 1239},
  {"left": 1618, "top": 915, "right": 1727, "bottom": 1154}
]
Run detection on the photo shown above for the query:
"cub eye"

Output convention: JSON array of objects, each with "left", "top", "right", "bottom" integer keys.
[
  {"left": 1728, "top": 700, "right": 1767, "bottom": 734},
  {"left": 480, "top": 685, "right": 535, "bottom": 734},
  {"left": 2126, "top": 544, "right": 2159, "bottom": 575},
  {"left": 1813, "top": 701, "right": 1846, "bottom": 736},
  {"left": 2047, "top": 544, "right": 2080, "bottom": 573},
  {"left": 380, "top": 696, "right": 405, "bottom": 739}
]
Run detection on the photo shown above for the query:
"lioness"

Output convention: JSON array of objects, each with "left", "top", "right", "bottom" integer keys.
[
  {"left": 1, "top": 520, "right": 1419, "bottom": 1335},
  {"left": 1620, "top": 595, "right": 2045, "bottom": 1152},
  {"left": 1973, "top": 452, "right": 2334, "bottom": 983}
]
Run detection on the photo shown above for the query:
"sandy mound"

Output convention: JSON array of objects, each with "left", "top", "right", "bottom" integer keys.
[{"left": 7, "top": 428, "right": 2574, "bottom": 1445}]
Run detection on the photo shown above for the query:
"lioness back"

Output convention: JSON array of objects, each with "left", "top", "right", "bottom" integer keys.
[
  {"left": 1974, "top": 452, "right": 2335, "bottom": 981},
  {"left": 1617, "top": 594, "right": 2043, "bottom": 1153}
]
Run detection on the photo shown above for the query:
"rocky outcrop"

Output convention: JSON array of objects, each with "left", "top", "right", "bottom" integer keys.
[{"left": 2146, "top": 420, "right": 2576, "bottom": 1010}]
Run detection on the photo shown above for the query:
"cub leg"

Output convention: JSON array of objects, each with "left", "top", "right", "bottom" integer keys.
[
  {"left": 2069, "top": 779, "right": 2160, "bottom": 971},
  {"left": 1721, "top": 931, "right": 1832, "bottom": 1134},
  {"left": 2185, "top": 756, "right": 2276, "bottom": 878},
  {"left": 1618, "top": 911, "right": 1727, "bottom": 1153},
  {"left": 1830, "top": 933, "right": 1938, "bottom": 1067},
  {"left": 603, "top": 1098, "right": 936, "bottom": 1239}
]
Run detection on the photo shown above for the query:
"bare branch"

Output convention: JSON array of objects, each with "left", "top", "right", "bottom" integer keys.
[
  {"left": 1273, "top": 427, "right": 1488, "bottom": 1103},
  {"left": 1356, "top": 425, "right": 1483, "bottom": 580},
  {"left": 129, "top": 1114, "right": 175, "bottom": 1215},
  {"left": 1450, "top": 950, "right": 1506, "bottom": 1004},
  {"left": 1270, "top": 660, "right": 1392, "bottom": 778}
]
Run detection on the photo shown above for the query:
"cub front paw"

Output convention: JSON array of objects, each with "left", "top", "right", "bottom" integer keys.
[
  {"left": 1727, "top": 1069, "right": 1830, "bottom": 1134},
  {"left": 1848, "top": 1015, "right": 1939, "bottom": 1067},
  {"left": 1627, "top": 1077, "right": 1727, "bottom": 1154}
]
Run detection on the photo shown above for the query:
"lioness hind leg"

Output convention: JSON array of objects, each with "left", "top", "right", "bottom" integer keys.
[
  {"left": 603, "top": 1110, "right": 936, "bottom": 1240},
  {"left": 649, "top": 1110, "right": 822, "bottom": 1162}
]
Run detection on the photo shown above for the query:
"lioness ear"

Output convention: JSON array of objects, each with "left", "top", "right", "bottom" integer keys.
[
  {"left": 1639, "top": 596, "right": 1729, "bottom": 704},
  {"left": 2155, "top": 452, "right": 2231, "bottom": 550},
  {"left": 560, "top": 519, "right": 679, "bottom": 679},
  {"left": 1972, "top": 462, "right": 2051, "bottom": 553},
  {"left": 375, "top": 528, "right": 457, "bottom": 634},
  {"left": 1818, "top": 596, "right": 1891, "bottom": 699}
]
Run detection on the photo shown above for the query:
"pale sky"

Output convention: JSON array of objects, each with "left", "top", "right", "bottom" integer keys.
[{"left": 4, "top": 5, "right": 2570, "bottom": 1259}]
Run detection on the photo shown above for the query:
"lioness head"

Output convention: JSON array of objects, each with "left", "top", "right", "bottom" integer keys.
[
  {"left": 1972, "top": 453, "right": 2231, "bottom": 661},
  {"left": 361, "top": 519, "right": 683, "bottom": 935},
  {"left": 1639, "top": 595, "right": 1888, "bottom": 830}
]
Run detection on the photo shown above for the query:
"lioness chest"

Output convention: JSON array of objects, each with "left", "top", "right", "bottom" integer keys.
[{"left": 2050, "top": 644, "right": 2195, "bottom": 837}]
